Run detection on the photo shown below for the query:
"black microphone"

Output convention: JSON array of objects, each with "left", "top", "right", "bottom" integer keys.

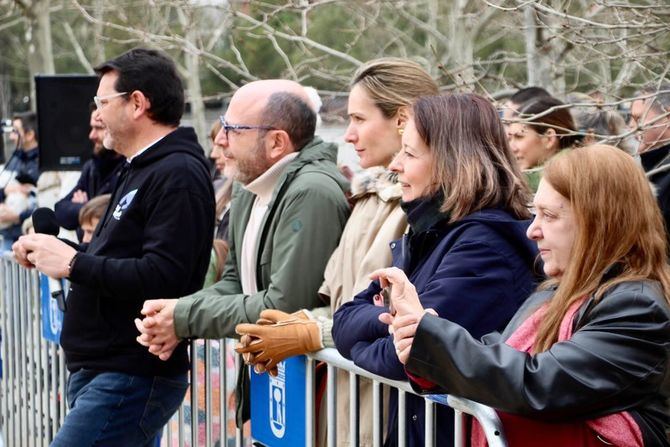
[
  {"left": 32, "top": 207, "right": 60, "bottom": 236},
  {"left": 32, "top": 207, "right": 80, "bottom": 249},
  {"left": 31, "top": 207, "right": 69, "bottom": 310}
]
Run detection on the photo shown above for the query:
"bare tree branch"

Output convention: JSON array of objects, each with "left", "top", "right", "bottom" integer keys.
[{"left": 62, "top": 21, "right": 94, "bottom": 74}]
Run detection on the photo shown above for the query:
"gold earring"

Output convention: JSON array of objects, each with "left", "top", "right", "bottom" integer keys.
[{"left": 398, "top": 128, "right": 404, "bottom": 136}]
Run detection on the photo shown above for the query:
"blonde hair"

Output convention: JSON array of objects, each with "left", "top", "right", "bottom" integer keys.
[
  {"left": 351, "top": 58, "right": 438, "bottom": 118},
  {"left": 534, "top": 145, "right": 670, "bottom": 352},
  {"left": 210, "top": 119, "right": 221, "bottom": 143},
  {"left": 79, "top": 194, "right": 111, "bottom": 225}
]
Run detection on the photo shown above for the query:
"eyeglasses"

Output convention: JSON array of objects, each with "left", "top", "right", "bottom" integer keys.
[
  {"left": 218, "top": 116, "right": 277, "bottom": 139},
  {"left": 94, "top": 91, "right": 128, "bottom": 109}
]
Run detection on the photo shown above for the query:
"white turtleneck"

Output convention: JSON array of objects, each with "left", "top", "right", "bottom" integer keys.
[{"left": 239, "top": 152, "right": 299, "bottom": 294}]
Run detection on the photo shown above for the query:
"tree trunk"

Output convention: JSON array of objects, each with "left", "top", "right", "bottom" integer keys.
[
  {"left": 448, "top": 0, "right": 475, "bottom": 87},
  {"left": 426, "top": 0, "right": 440, "bottom": 78},
  {"left": 524, "top": 5, "right": 547, "bottom": 88},
  {"left": 179, "top": 8, "right": 207, "bottom": 150},
  {"left": 24, "top": 0, "right": 55, "bottom": 109},
  {"left": 92, "top": 0, "right": 105, "bottom": 64},
  {"left": 523, "top": 3, "right": 567, "bottom": 94}
]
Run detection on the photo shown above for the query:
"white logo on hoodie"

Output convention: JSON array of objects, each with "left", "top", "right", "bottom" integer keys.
[{"left": 113, "top": 189, "right": 138, "bottom": 220}]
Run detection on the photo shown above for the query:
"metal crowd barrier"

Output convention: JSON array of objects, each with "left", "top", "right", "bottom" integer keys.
[
  {"left": 0, "top": 253, "right": 67, "bottom": 447},
  {"left": 308, "top": 348, "right": 506, "bottom": 447},
  {"left": 1, "top": 254, "right": 506, "bottom": 447}
]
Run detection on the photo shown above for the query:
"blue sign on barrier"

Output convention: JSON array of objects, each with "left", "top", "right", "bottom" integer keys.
[
  {"left": 40, "top": 274, "right": 63, "bottom": 343},
  {"left": 250, "top": 355, "right": 307, "bottom": 447}
]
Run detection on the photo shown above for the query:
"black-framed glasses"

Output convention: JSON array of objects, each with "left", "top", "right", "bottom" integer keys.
[{"left": 218, "top": 116, "right": 277, "bottom": 139}]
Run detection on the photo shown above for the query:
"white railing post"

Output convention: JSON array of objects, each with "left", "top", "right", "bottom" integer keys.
[
  {"left": 305, "top": 356, "right": 315, "bottom": 447},
  {"left": 326, "top": 364, "right": 337, "bottom": 447}
]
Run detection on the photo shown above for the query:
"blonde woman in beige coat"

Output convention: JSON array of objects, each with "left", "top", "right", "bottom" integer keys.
[{"left": 236, "top": 58, "right": 439, "bottom": 446}]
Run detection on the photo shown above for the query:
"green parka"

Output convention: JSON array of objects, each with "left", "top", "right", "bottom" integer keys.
[{"left": 173, "top": 137, "right": 350, "bottom": 340}]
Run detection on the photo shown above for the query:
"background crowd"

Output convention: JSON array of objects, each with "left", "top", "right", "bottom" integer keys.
[{"left": 2, "top": 47, "right": 670, "bottom": 446}]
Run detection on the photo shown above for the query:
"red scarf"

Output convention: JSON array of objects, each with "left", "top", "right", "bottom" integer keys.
[{"left": 471, "top": 298, "right": 643, "bottom": 447}]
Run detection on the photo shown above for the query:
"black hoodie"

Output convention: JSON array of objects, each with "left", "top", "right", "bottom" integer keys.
[{"left": 63, "top": 127, "right": 215, "bottom": 377}]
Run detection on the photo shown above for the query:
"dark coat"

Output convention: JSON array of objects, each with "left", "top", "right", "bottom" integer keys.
[
  {"left": 0, "top": 147, "right": 40, "bottom": 193},
  {"left": 333, "top": 197, "right": 539, "bottom": 447},
  {"left": 407, "top": 280, "right": 670, "bottom": 446},
  {"left": 641, "top": 143, "right": 670, "bottom": 246},
  {"left": 0, "top": 147, "right": 40, "bottom": 241}
]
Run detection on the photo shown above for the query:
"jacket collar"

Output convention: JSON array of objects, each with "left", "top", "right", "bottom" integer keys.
[
  {"left": 243, "top": 152, "right": 298, "bottom": 204},
  {"left": 640, "top": 142, "right": 670, "bottom": 173},
  {"left": 401, "top": 193, "right": 449, "bottom": 235},
  {"left": 18, "top": 146, "right": 39, "bottom": 161},
  {"left": 262, "top": 137, "right": 345, "bottom": 206},
  {"left": 130, "top": 127, "right": 208, "bottom": 173},
  {"left": 350, "top": 167, "right": 402, "bottom": 202}
]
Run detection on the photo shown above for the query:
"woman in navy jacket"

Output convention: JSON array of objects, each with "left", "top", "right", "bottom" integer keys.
[{"left": 332, "top": 93, "right": 541, "bottom": 447}]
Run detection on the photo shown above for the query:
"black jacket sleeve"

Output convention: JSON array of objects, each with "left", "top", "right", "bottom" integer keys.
[
  {"left": 406, "top": 282, "right": 670, "bottom": 422},
  {"left": 55, "top": 163, "right": 91, "bottom": 230}
]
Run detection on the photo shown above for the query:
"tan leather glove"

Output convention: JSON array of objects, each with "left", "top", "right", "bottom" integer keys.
[
  {"left": 256, "top": 308, "right": 310, "bottom": 325},
  {"left": 235, "top": 319, "right": 322, "bottom": 376},
  {"left": 236, "top": 310, "right": 310, "bottom": 373}
]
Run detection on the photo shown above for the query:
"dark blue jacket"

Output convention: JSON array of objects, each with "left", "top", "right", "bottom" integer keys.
[
  {"left": 0, "top": 147, "right": 40, "bottom": 242},
  {"left": 0, "top": 147, "right": 40, "bottom": 195},
  {"left": 54, "top": 150, "right": 124, "bottom": 232},
  {"left": 332, "top": 197, "right": 540, "bottom": 447}
]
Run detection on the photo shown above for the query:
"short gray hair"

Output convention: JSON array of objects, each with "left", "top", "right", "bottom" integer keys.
[{"left": 263, "top": 92, "right": 316, "bottom": 151}]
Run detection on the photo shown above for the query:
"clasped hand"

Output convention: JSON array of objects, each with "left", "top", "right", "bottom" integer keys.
[{"left": 135, "top": 299, "right": 180, "bottom": 361}]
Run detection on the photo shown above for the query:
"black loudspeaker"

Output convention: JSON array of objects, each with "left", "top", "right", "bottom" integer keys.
[{"left": 36, "top": 75, "right": 99, "bottom": 171}]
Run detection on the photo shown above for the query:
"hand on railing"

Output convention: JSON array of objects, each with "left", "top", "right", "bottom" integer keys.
[
  {"left": 135, "top": 298, "right": 180, "bottom": 361},
  {"left": 235, "top": 309, "right": 322, "bottom": 376}
]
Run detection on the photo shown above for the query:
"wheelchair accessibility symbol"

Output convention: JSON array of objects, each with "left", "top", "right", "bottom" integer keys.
[{"left": 269, "top": 363, "right": 286, "bottom": 438}]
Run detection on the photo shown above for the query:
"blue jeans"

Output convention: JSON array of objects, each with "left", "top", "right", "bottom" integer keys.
[{"left": 50, "top": 369, "right": 188, "bottom": 447}]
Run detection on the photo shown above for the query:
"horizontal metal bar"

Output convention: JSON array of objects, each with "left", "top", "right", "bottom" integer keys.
[{"left": 309, "top": 348, "right": 507, "bottom": 446}]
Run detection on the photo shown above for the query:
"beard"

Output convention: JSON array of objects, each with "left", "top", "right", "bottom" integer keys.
[
  {"left": 233, "top": 137, "right": 274, "bottom": 185},
  {"left": 92, "top": 141, "right": 105, "bottom": 156}
]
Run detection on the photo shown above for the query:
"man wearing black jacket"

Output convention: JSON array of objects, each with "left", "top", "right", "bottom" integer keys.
[
  {"left": 54, "top": 107, "right": 124, "bottom": 237},
  {"left": 630, "top": 84, "right": 670, "bottom": 242},
  {"left": 13, "top": 48, "right": 214, "bottom": 446}
]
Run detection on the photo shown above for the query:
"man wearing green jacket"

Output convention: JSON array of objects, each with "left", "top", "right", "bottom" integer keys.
[{"left": 135, "top": 79, "right": 350, "bottom": 422}]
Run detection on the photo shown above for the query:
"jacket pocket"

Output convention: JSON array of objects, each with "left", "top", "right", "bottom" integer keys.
[{"left": 60, "top": 285, "right": 114, "bottom": 354}]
